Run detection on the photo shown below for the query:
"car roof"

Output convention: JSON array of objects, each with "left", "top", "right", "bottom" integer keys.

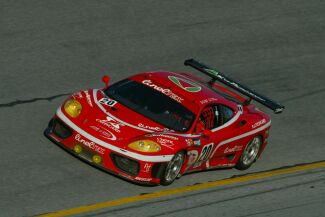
[{"left": 129, "top": 71, "right": 237, "bottom": 113}]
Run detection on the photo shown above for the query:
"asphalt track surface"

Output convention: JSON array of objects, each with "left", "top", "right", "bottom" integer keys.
[{"left": 0, "top": 1, "right": 324, "bottom": 217}]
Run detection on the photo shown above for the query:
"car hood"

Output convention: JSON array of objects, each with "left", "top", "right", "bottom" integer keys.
[{"left": 67, "top": 89, "right": 176, "bottom": 147}]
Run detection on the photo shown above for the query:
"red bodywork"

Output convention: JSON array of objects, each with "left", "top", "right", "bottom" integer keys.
[{"left": 45, "top": 71, "right": 271, "bottom": 185}]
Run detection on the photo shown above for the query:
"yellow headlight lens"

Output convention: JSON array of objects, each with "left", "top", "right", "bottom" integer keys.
[
  {"left": 92, "top": 155, "right": 102, "bottom": 164},
  {"left": 73, "top": 144, "right": 83, "bottom": 154},
  {"left": 64, "top": 99, "right": 82, "bottom": 118},
  {"left": 128, "top": 140, "right": 161, "bottom": 153}
]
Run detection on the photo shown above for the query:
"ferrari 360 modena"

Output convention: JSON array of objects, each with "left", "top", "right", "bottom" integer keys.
[{"left": 45, "top": 59, "right": 284, "bottom": 185}]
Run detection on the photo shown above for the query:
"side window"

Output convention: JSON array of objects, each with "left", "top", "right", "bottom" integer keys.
[
  {"left": 219, "top": 104, "right": 234, "bottom": 125},
  {"left": 201, "top": 106, "right": 215, "bottom": 130},
  {"left": 195, "top": 105, "right": 219, "bottom": 132},
  {"left": 194, "top": 104, "right": 234, "bottom": 133}
]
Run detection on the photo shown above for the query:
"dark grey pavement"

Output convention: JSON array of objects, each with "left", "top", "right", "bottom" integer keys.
[
  {"left": 79, "top": 168, "right": 325, "bottom": 217},
  {"left": 0, "top": 1, "right": 324, "bottom": 216}
]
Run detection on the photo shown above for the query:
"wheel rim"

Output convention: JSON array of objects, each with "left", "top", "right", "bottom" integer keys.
[
  {"left": 242, "top": 137, "right": 261, "bottom": 166},
  {"left": 164, "top": 153, "right": 184, "bottom": 182}
]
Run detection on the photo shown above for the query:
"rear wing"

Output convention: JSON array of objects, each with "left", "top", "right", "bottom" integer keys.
[{"left": 184, "top": 59, "right": 285, "bottom": 114}]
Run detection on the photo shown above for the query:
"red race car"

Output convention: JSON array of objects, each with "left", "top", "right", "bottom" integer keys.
[{"left": 45, "top": 59, "right": 284, "bottom": 185}]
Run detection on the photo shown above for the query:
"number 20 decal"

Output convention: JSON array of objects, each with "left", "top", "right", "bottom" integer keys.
[
  {"left": 193, "top": 143, "right": 214, "bottom": 168},
  {"left": 99, "top": 97, "right": 117, "bottom": 107}
]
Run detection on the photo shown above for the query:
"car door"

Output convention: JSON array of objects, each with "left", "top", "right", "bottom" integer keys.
[
  {"left": 207, "top": 103, "right": 250, "bottom": 169},
  {"left": 185, "top": 104, "right": 222, "bottom": 171},
  {"left": 185, "top": 103, "right": 239, "bottom": 171}
]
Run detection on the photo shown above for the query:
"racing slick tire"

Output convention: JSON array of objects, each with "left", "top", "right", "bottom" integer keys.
[
  {"left": 160, "top": 151, "right": 185, "bottom": 186},
  {"left": 235, "top": 136, "right": 262, "bottom": 170}
]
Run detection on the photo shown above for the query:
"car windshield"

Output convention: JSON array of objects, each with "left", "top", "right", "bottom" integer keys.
[{"left": 104, "top": 79, "right": 195, "bottom": 132}]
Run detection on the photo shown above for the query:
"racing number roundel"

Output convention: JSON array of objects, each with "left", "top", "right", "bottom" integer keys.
[{"left": 168, "top": 76, "right": 201, "bottom": 93}]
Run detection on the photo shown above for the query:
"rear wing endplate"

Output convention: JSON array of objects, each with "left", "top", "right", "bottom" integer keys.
[{"left": 184, "top": 58, "right": 285, "bottom": 114}]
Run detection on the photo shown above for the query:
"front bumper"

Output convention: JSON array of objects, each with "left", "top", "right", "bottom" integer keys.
[{"left": 44, "top": 118, "right": 167, "bottom": 185}]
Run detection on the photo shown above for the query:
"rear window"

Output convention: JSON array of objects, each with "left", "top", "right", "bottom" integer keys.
[{"left": 104, "top": 79, "right": 195, "bottom": 132}]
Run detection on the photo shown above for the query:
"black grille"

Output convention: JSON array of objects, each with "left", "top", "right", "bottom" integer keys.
[
  {"left": 51, "top": 119, "right": 72, "bottom": 139},
  {"left": 151, "top": 163, "right": 167, "bottom": 179},
  {"left": 110, "top": 153, "right": 139, "bottom": 176}
]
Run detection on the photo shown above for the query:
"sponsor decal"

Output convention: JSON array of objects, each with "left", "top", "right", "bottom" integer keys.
[
  {"left": 73, "top": 91, "right": 83, "bottom": 99},
  {"left": 134, "top": 177, "right": 152, "bottom": 182},
  {"left": 96, "top": 116, "right": 125, "bottom": 133},
  {"left": 205, "top": 68, "right": 220, "bottom": 76},
  {"left": 185, "top": 139, "right": 194, "bottom": 147},
  {"left": 205, "top": 68, "right": 266, "bottom": 102},
  {"left": 75, "top": 133, "right": 105, "bottom": 154},
  {"left": 143, "top": 163, "right": 152, "bottom": 173},
  {"left": 168, "top": 76, "right": 201, "bottom": 93},
  {"left": 252, "top": 119, "right": 266, "bottom": 129},
  {"left": 200, "top": 97, "right": 218, "bottom": 104},
  {"left": 157, "top": 138, "right": 174, "bottom": 147},
  {"left": 89, "top": 126, "right": 117, "bottom": 141},
  {"left": 142, "top": 80, "right": 183, "bottom": 103},
  {"left": 99, "top": 97, "right": 117, "bottom": 107},
  {"left": 224, "top": 145, "right": 242, "bottom": 153},
  {"left": 193, "top": 138, "right": 201, "bottom": 147},
  {"left": 138, "top": 123, "right": 169, "bottom": 132},
  {"left": 145, "top": 133, "right": 178, "bottom": 140},
  {"left": 84, "top": 91, "right": 93, "bottom": 107}
]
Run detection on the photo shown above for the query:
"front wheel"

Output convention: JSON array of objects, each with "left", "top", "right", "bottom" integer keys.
[
  {"left": 160, "top": 151, "right": 185, "bottom": 186},
  {"left": 235, "top": 136, "right": 262, "bottom": 170}
]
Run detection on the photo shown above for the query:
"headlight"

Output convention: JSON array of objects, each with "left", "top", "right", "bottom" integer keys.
[
  {"left": 128, "top": 140, "right": 161, "bottom": 153},
  {"left": 64, "top": 99, "right": 82, "bottom": 118}
]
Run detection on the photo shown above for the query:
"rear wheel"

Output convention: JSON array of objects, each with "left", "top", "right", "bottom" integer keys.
[
  {"left": 235, "top": 136, "right": 262, "bottom": 170},
  {"left": 160, "top": 151, "right": 185, "bottom": 186}
]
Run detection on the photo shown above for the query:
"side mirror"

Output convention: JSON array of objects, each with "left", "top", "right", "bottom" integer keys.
[
  {"left": 102, "top": 75, "right": 110, "bottom": 88},
  {"left": 203, "top": 129, "right": 212, "bottom": 138}
]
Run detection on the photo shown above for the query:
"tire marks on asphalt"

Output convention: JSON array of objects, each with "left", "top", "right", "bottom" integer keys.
[{"left": 0, "top": 93, "right": 70, "bottom": 108}]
